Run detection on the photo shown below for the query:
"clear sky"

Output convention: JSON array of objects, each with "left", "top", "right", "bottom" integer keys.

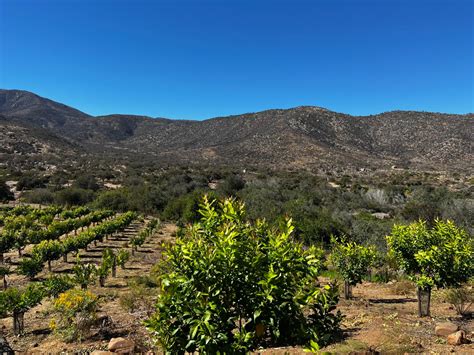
[{"left": 0, "top": 0, "right": 472, "bottom": 119}]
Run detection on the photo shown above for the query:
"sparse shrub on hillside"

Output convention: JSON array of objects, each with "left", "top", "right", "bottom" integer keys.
[
  {"left": 387, "top": 219, "right": 474, "bottom": 317},
  {"left": 218, "top": 173, "right": 245, "bottom": 196},
  {"left": 21, "top": 188, "right": 55, "bottom": 204},
  {"left": 73, "top": 175, "right": 100, "bottom": 191},
  {"left": 146, "top": 196, "right": 342, "bottom": 353},
  {"left": 55, "top": 187, "right": 95, "bottom": 207},
  {"left": 94, "top": 189, "right": 131, "bottom": 211},
  {"left": 0, "top": 179, "right": 14, "bottom": 202},
  {"left": 16, "top": 174, "right": 47, "bottom": 191}
]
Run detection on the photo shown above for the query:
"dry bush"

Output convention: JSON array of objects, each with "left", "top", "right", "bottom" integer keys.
[
  {"left": 444, "top": 286, "right": 473, "bottom": 317},
  {"left": 388, "top": 279, "right": 416, "bottom": 296}
]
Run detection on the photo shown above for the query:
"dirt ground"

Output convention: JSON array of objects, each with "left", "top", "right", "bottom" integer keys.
[{"left": 1, "top": 222, "right": 473, "bottom": 354}]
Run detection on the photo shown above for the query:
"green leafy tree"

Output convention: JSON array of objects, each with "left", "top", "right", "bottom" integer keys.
[
  {"left": 329, "top": 237, "right": 377, "bottom": 299},
  {"left": 386, "top": 219, "right": 474, "bottom": 316},
  {"left": 72, "top": 257, "right": 97, "bottom": 289},
  {"left": 32, "top": 239, "right": 63, "bottom": 272},
  {"left": 0, "top": 283, "right": 45, "bottom": 335},
  {"left": 18, "top": 256, "right": 44, "bottom": 280},
  {"left": 145, "top": 197, "right": 342, "bottom": 353}
]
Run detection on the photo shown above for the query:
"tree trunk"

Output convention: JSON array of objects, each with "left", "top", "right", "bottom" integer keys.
[
  {"left": 48, "top": 260, "right": 52, "bottom": 272},
  {"left": 344, "top": 281, "right": 352, "bottom": 299},
  {"left": 74, "top": 229, "right": 77, "bottom": 236},
  {"left": 13, "top": 311, "right": 25, "bottom": 336},
  {"left": 18, "top": 248, "right": 22, "bottom": 257},
  {"left": 94, "top": 240, "right": 97, "bottom": 247},
  {"left": 131, "top": 248, "right": 135, "bottom": 256},
  {"left": 63, "top": 253, "right": 67, "bottom": 263},
  {"left": 99, "top": 276, "right": 105, "bottom": 287},
  {"left": 0, "top": 252, "right": 3, "bottom": 263},
  {"left": 417, "top": 287, "right": 431, "bottom": 317},
  {"left": 3, "top": 275, "right": 7, "bottom": 290},
  {"left": 112, "top": 259, "right": 116, "bottom": 278}
]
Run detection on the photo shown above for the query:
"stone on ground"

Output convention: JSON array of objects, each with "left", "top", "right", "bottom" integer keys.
[{"left": 435, "top": 322, "right": 459, "bottom": 336}]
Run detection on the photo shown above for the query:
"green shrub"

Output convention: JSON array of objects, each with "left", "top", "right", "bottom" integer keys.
[
  {"left": 51, "top": 289, "right": 99, "bottom": 342},
  {"left": 42, "top": 275, "right": 74, "bottom": 298},
  {"left": 73, "top": 257, "right": 97, "bottom": 289},
  {"left": 387, "top": 219, "right": 474, "bottom": 316},
  {"left": 0, "top": 283, "right": 45, "bottom": 335},
  {"left": 96, "top": 249, "right": 114, "bottom": 287},
  {"left": 329, "top": 237, "right": 377, "bottom": 299},
  {"left": 116, "top": 249, "right": 130, "bottom": 269},
  {"left": 145, "top": 196, "right": 342, "bottom": 353},
  {"left": 18, "top": 256, "right": 44, "bottom": 279}
]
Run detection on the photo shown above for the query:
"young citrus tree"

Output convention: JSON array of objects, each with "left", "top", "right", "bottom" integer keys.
[
  {"left": 386, "top": 219, "right": 473, "bottom": 316},
  {"left": 0, "top": 283, "right": 44, "bottom": 335},
  {"left": 146, "top": 196, "right": 342, "bottom": 353},
  {"left": 329, "top": 237, "right": 377, "bottom": 299}
]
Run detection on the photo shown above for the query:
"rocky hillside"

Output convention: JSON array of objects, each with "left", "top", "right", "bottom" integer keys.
[{"left": 0, "top": 89, "right": 472, "bottom": 172}]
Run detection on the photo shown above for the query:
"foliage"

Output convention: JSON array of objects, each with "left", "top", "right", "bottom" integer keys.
[
  {"left": 21, "top": 188, "right": 55, "bottom": 204},
  {"left": 116, "top": 249, "right": 130, "bottom": 269},
  {"left": 96, "top": 249, "right": 114, "bottom": 286},
  {"left": 51, "top": 289, "right": 99, "bottom": 342},
  {"left": 42, "top": 275, "right": 75, "bottom": 298},
  {"left": 0, "top": 282, "right": 44, "bottom": 315},
  {"left": 0, "top": 282, "right": 45, "bottom": 334},
  {"left": 329, "top": 236, "right": 377, "bottom": 287},
  {"left": 386, "top": 219, "right": 474, "bottom": 290},
  {"left": 145, "top": 196, "right": 342, "bottom": 353},
  {"left": 18, "top": 256, "right": 44, "bottom": 279},
  {"left": 55, "top": 187, "right": 95, "bottom": 207},
  {"left": 32, "top": 239, "right": 63, "bottom": 270},
  {"left": 444, "top": 286, "right": 473, "bottom": 317},
  {"left": 72, "top": 257, "right": 97, "bottom": 289},
  {"left": 0, "top": 179, "right": 14, "bottom": 202}
]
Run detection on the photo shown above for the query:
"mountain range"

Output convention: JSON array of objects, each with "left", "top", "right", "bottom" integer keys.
[{"left": 0, "top": 89, "right": 472, "bottom": 173}]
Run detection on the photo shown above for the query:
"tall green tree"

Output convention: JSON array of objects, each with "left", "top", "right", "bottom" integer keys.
[{"left": 386, "top": 219, "right": 473, "bottom": 316}]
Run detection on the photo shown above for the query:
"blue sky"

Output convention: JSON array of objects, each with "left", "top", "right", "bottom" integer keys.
[{"left": 1, "top": 0, "right": 472, "bottom": 119}]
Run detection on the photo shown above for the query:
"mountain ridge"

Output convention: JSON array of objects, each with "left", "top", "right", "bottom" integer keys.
[{"left": 0, "top": 89, "right": 472, "bottom": 173}]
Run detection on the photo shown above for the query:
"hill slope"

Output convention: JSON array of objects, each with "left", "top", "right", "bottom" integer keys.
[{"left": 0, "top": 89, "right": 472, "bottom": 172}]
